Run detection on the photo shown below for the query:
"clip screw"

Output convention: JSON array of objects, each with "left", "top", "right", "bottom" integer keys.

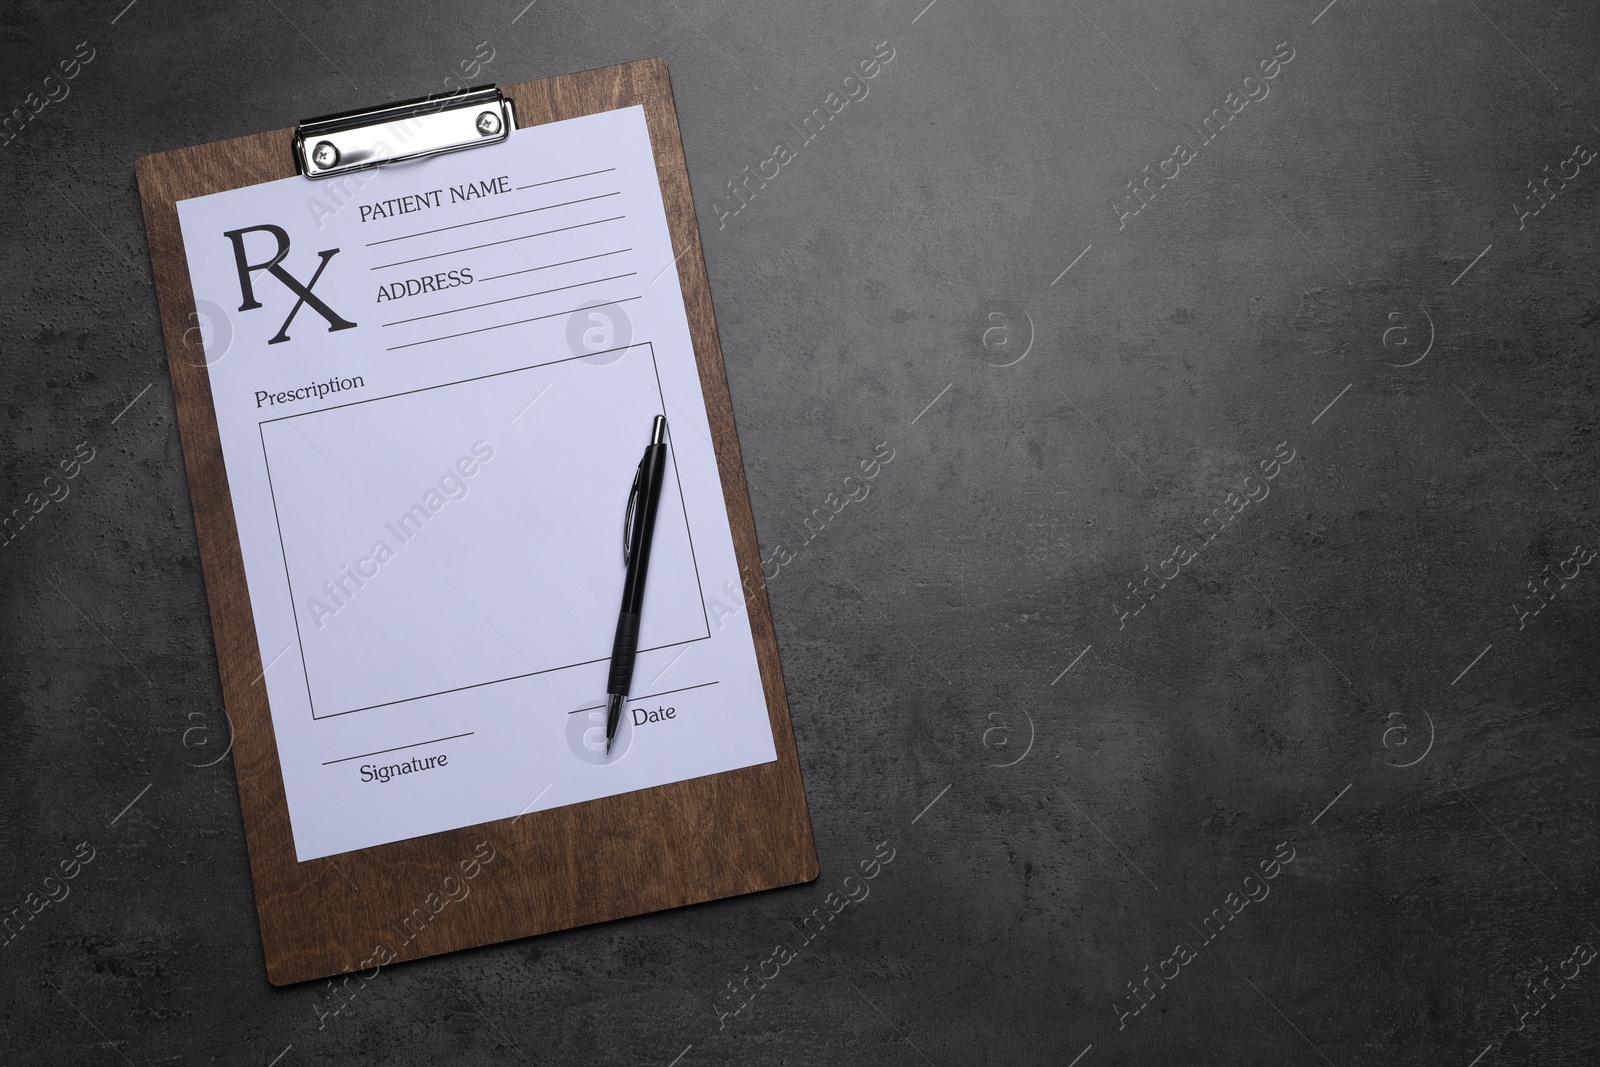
[
  {"left": 476, "top": 111, "right": 503, "bottom": 136},
  {"left": 311, "top": 141, "right": 340, "bottom": 169}
]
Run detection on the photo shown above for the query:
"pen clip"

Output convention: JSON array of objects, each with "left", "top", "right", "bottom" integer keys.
[{"left": 622, "top": 459, "right": 644, "bottom": 565}]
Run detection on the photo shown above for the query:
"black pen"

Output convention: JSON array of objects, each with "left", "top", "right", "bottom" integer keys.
[{"left": 605, "top": 415, "right": 669, "bottom": 753}]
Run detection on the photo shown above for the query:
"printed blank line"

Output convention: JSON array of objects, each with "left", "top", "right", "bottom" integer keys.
[
  {"left": 110, "top": 783, "right": 152, "bottom": 826},
  {"left": 911, "top": 0, "right": 939, "bottom": 23},
  {"left": 1466, "top": 1045, "right": 1493, "bottom": 1067},
  {"left": 479, "top": 247, "right": 631, "bottom": 283},
  {"left": 389, "top": 295, "right": 642, "bottom": 350},
  {"left": 365, "top": 192, "right": 622, "bottom": 246},
  {"left": 1310, "top": 0, "right": 1341, "bottom": 24},
  {"left": 1051, "top": 245, "right": 1093, "bottom": 285},
  {"left": 1311, "top": 782, "right": 1351, "bottom": 824},
  {"left": 1066, "top": 1044, "right": 1093, "bottom": 1067},
  {"left": 1052, "top": 644, "right": 1092, "bottom": 684},
  {"left": 1451, "top": 644, "right": 1492, "bottom": 686},
  {"left": 1451, "top": 244, "right": 1492, "bottom": 286},
  {"left": 1055, "top": 785, "right": 1159, "bottom": 891},
  {"left": 370, "top": 215, "right": 625, "bottom": 271},
  {"left": 381, "top": 272, "right": 637, "bottom": 326},
  {"left": 517, "top": 167, "right": 617, "bottom": 191},
  {"left": 567, "top": 681, "right": 721, "bottom": 713},
  {"left": 323, "top": 732, "right": 475, "bottom": 766},
  {"left": 666, "top": 1047, "right": 692, "bottom": 1067},
  {"left": 911, "top": 383, "right": 953, "bottom": 424},
  {"left": 313, "top": 633, "right": 704, "bottom": 718},
  {"left": 912, "top": 783, "right": 951, "bottom": 823},
  {"left": 111, "top": 383, "right": 153, "bottom": 424},
  {"left": 1311, "top": 383, "right": 1352, "bottom": 424}
]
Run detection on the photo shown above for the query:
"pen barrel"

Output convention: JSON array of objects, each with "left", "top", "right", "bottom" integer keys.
[
  {"left": 609, "top": 439, "right": 666, "bottom": 699},
  {"left": 619, "top": 443, "right": 669, "bottom": 611},
  {"left": 606, "top": 611, "right": 641, "bottom": 694}
]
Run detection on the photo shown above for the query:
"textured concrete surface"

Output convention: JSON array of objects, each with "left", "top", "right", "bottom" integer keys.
[{"left": 3, "top": 0, "right": 1598, "bottom": 1063}]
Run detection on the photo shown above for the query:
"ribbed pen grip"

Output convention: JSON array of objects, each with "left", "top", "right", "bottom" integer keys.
[{"left": 607, "top": 611, "right": 641, "bottom": 693}]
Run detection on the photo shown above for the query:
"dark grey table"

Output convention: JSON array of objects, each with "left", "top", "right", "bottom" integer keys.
[{"left": 3, "top": 0, "right": 1596, "bottom": 1063}]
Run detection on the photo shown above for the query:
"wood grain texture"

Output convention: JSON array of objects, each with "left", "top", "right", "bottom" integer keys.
[{"left": 134, "top": 58, "right": 816, "bottom": 987}]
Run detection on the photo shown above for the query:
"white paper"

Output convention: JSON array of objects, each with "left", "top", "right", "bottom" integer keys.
[{"left": 176, "top": 105, "right": 777, "bottom": 861}]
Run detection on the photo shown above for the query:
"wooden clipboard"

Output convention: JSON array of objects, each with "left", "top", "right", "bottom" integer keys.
[{"left": 134, "top": 59, "right": 817, "bottom": 986}]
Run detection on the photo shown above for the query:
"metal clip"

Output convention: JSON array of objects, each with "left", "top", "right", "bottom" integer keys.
[
  {"left": 294, "top": 85, "right": 516, "bottom": 179},
  {"left": 622, "top": 461, "right": 644, "bottom": 565}
]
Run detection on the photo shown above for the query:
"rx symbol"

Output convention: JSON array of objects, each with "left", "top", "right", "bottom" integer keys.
[{"left": 223, "top": 224, "right": 357, "bottom": 344}]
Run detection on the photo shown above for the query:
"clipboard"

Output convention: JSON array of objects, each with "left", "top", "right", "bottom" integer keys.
[{"left": 134, "top": 59, "right": 817, "bottom": 986}]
